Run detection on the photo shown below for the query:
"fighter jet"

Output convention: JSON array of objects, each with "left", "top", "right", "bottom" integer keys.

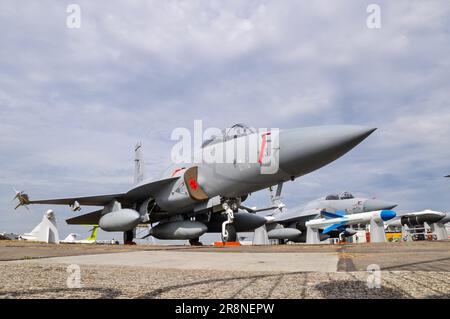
[
  {"left": 262, "top": 191, "right": 397, "bottom": 243},
  {"left": 14, "top": 123, "right": 376, "bottom": 244}
]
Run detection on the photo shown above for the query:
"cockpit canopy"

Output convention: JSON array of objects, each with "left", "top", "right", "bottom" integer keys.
[
  {"left": 325, "top": 192, "right": 355, "bottom": 200},
  {"left": 201, "top": 123, "right": 255, "bottom": 148},
  {"left": 225, "top": 123, "right": 255, "bottom": 139},
  {"left": 340, "top": 191, "right": 354, "bottom": 199}
]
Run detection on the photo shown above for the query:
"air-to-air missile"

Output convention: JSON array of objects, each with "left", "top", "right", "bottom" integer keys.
[
  {"left": 387, "top": 210, "right": 446, "bottom": 228},
  {"left": 304, "top": 210, "right": 396, "bottom": 244},
  {"left": 387, "top": 210, "right": 449, "bottom": 240}
]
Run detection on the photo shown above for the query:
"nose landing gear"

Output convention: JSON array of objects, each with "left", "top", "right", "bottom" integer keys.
[{"left": 221, "top": 200, "right": 239, "bottom": 243}]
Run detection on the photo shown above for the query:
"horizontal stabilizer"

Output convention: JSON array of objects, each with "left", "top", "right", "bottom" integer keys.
[
  {"left": 66, "top": 210, "right": 103, "bottom": 225},
  {"left": 323, "top": 223, "right": 345, "bottom": 234},
  {"left": 322, "top": 210, "right": 345, "bottom": 219}
]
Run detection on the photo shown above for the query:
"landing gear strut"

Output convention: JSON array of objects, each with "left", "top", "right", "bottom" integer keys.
[
  {"left": 189, "top": 237, "right": 203, "bottom": 246},
  {"left": 221, "top": 200, "right": 239, "bottom": 242},
  {"left": 124, "top": 229, "right": 136, "bottom": 245},
  {"left": 339, "top": 232, "right": 347, "bottom": 243}
]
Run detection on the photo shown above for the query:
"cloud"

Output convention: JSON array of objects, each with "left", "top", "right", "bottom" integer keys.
[{"left": 0, "top": 0, "right": 449, "bottom": 240}]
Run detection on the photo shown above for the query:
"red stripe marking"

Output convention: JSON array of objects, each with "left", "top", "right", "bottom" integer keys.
[{"left": 258, "top": 132, "right": 271, "bottom": 165}]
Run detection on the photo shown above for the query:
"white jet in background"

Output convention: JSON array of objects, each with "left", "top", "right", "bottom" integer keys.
[{"left": 61, "top": 226, "right": 99, "bottom": 244}]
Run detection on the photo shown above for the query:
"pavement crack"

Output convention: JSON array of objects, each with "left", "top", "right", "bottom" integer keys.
[{"left": 267, "top": 274, "right": 284, "bottom": 298}]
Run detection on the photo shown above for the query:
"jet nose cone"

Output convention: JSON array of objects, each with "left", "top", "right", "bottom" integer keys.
[
  {"left": 334, "top": 126, "right": 377, "bottom": 145},
  {"left": 380, "top": 210, "right": 396, "bottom": 221},
  {"left": 279, "top": 125, "right": 376, "bottom": 176},
  {"left": 364, "top": 199, "right": 397, "bottom": 211}
]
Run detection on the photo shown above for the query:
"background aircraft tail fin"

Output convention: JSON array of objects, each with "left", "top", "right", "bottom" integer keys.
[
  {"left": 64, "top": 233, "right": 77, "bottom": 242},
  {"left": 134, "top": 142, "right": 145, "bottom": 185},
  {"left": 86, "top": 225, "right": 99, "bottom": 241}
]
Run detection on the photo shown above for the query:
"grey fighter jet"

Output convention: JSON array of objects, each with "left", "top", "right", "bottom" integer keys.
[
  {"left": 263, "top": 191, "right": 397, "bottom": 243},
  {"left": 14, "top": 124, "right": 376, "bottom": 244}
]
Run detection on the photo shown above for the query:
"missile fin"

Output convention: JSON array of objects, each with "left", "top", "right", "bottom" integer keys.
[
  {"left": 323, "top": 223, "right": 345, "bottom": 234},
  {"left": 322, "top": 211, "right": 345, "bottom": 219}
]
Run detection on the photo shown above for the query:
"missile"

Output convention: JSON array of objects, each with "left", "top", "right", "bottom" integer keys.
[
  {"left": 342, "top": 229, "right": 357, "bottom": 236},
  {"left": 267, "top": 228, "right": 302, "bottom": 241},
  {"left": 205, "top": 211, "right": 267, "bottom": 232},
  {"left": 305, "top": 210, "right": 396, "bottom": 234},
  {"left": 148, "top": 221, "right": 208, "bottom": 240},
  {"left": 327, "top": 228, "right": 357, "bottom": 237},
  {"left": 99, "top": 209, "right": 140, "bottom": 232},
  {"left": 400, "top": 213, "right": 444, "bottom": 227},
  {"left": 388, "top": 210, "right": 446, "bottom": 227}
]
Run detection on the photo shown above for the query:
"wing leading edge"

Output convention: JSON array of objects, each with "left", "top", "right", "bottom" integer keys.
[
  {"left": 20, "top": 176, "right": 180, "bottom": 208},
  {"left": 28, "top": 194, "right": 125, "bottom": 206}
]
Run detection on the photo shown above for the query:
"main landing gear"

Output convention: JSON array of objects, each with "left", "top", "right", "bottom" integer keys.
[
  {"left": 221, "top": 200, "right": 239, "bottom": 243},
  {"left": 189, "top": 237, "right": 203, "bottom": 246},
  {"left": 124, "top": 229, "right": 136, "bottom": 245}
]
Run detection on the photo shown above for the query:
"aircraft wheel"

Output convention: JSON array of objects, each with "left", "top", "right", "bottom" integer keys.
[
  {"left": 221, "top": 224, "right": 237, "bottom": 242},
  {"left": 189, "top": 237, "right": 203, "bottom": 246},
  {"left": 124, "top": 230, "right": 135, "bottom": 245}
]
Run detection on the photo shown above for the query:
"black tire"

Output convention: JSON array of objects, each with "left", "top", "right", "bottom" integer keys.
[
  {"left": 221, "top": 224, "right": 237, "bottom": 242},
  {"left": 123, "top": 230, "right": 135, "bottom": 244},
  {"left": 189, "top": 237, "right": 203, "bottom": 246}
]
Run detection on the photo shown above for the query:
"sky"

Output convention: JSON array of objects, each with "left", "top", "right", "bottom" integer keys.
[{"left": 0, "top": 0, "right": 449, "bottom": 243}]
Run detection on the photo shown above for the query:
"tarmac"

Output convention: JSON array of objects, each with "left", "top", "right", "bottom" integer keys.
[{"left": 0, "top": 240, "right": 449, "bottom": 298}]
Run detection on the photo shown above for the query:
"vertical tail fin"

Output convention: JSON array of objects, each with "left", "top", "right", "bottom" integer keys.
[{"left": 134, "top": 142, "right": 145, "bottom": 185}]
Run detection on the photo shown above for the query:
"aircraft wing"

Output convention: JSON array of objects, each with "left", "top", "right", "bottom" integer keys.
[
  {"left": 124, "top": 176, "right": 179, "bottom": 200},
  {"left": 20, "top": 176, "right": 180, "bottom": 208},
  {"left": 27, "top": 194, "right": 125, "bottom": 206},
  {"left": 66, "top": 209, "right": 103, "bottom": 225}
]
